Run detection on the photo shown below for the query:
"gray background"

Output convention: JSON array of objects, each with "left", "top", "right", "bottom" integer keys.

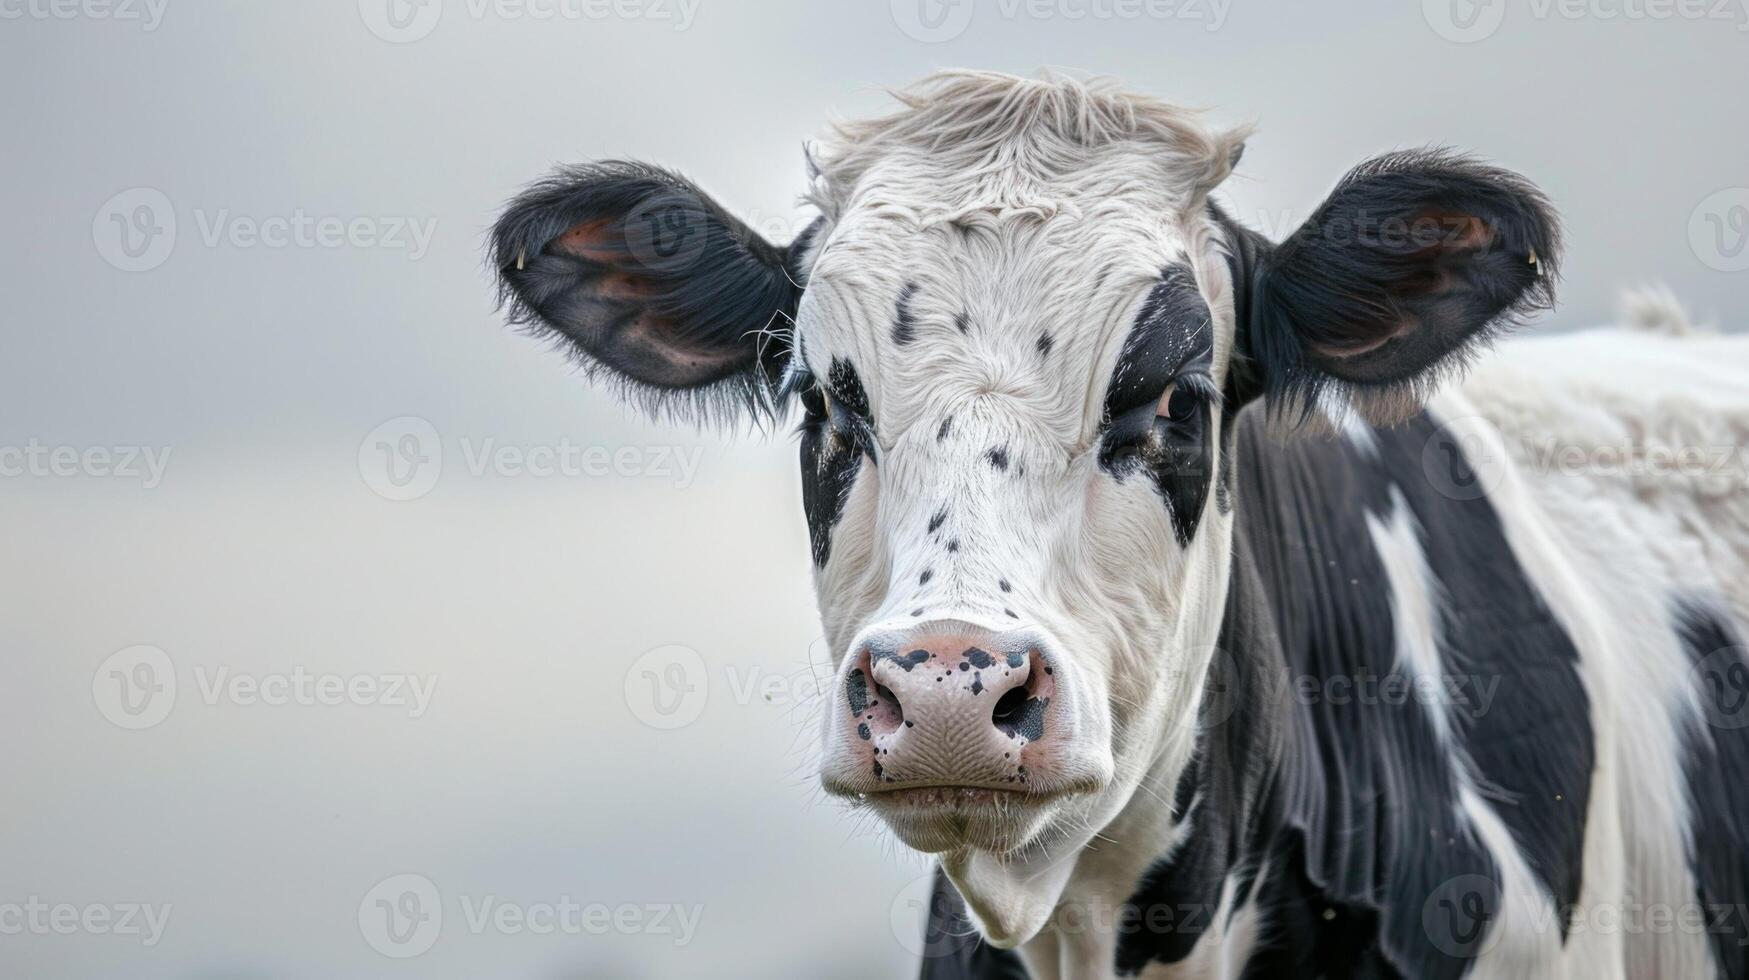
[{"left": 2, "top": 1, "right": 1745, "bottom": 977}]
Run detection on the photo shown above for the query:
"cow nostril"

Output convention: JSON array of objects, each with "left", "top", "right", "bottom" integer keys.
[
  {"left": 850, "top": 650, "right": 908, "bottom": 743},
  {"left": 990, "top": 649, "right": 1053, "bottom": 743},
  {"left": 990, "top": 686, "right": 1028, "bottom": 731},
  {"left": 873, "top": 680, "right": 903, "bottom": 726}
]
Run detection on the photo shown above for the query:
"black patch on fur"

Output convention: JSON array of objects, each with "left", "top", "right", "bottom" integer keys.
[
  {"left": 1098, "top": 265, "right": 1217, "bottom": 546},
  {"left": 827, "top": 357, "right": 872, "bottom": 421},
  {"left": 937, "top": 416, "right": 954, "bottom": 441},
  {"left": 1036, "top": 332, "right": 1053, "bottom": 356},
  {"left": 893, "top": 281, "right": 921, "bottom": 346},
  {"left": 954, "top": 312, "right": 971, "bottom": 335},
  {"left": 1235, "top": 835, "right": 1391, "bottom": 979},
  {"left": 1674, "top": 598, "right": 1749, "bottom": 978},
  {"left": 491, "top": 162, "right": 811, "bottom": 425},
  {"left": 875, "top": 649, "right": 931, "bottom": 673},
  {"left": 1102, "top": 265, "right": 1210, "bottom": 419},
  {"left": 797, "top": 360, "right": 873, "bottom": 567},
  {"left": 928, "top": 507, "right": 948, "bottom": 534},
  {"left": 986, "top": 447, "right": 1009, "bottom": 471},
  {"left": 919, "top": 568, "right": 933, "bottom": 586},
  {"left": 946, "top": 539, "right": 960, "bottom": 553},
  {"left": 845, "top": 668, "right": 870, "bottom": 716}
]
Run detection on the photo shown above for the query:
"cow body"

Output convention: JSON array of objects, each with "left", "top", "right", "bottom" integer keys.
[
  {"left": 924, "top": 321, "right": 1749, "bottom": 979},
  {"left": 489, "top": 70, "right": 1749, "bottom": 979}
]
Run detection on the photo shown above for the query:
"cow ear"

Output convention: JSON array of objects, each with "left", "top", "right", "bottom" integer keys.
[
  {"left": 1240, "top": 149, "right": 1560, "bottom": 423},
  {"left": 491, "top": 162, "right": 810, "bottom": 425}
]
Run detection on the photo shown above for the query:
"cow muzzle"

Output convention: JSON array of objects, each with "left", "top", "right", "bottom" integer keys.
[{"left": 821, "top": 619, "right": 1108, "bottom": 845}]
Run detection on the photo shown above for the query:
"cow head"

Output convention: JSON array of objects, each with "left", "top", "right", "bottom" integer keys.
[{"left": 491, "top": 71, "right": 1556, "bottom": 940}]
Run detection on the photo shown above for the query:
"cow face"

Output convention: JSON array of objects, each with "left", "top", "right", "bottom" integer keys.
[{"left": 491, "top": 72, "right": 1556, "bottom": 877}]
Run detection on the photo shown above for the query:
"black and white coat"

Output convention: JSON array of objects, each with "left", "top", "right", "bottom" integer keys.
[{"left": 490, "top": 70, "right": 1749, "bottom": 979}]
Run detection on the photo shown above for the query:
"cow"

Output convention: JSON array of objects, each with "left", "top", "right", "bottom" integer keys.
[{"left": 488, "top": 70, "right": 1749, "bottom": 978}]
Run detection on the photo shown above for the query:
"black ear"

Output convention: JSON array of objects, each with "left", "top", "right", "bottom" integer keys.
[
  {"left": 490, "top": 162, "right": 812, "bottom": 424},
  {"left": 1233, "top": 149, "right": 1560, "bottom": 422}
]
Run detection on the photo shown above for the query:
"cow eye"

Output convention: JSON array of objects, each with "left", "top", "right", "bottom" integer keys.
[
  {"left": 1160, "top": 383, "right": 1200, "bottom": 425},
  {"left": 799, "top": 382, "right": 829, "bottom": 421}
]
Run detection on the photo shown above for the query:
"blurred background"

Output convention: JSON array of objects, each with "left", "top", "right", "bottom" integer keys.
[{"left": 2, "top": 2, "right": 1745, "bottom": 976}]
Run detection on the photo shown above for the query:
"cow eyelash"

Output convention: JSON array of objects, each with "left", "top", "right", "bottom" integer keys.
[
  {"left": 793, "top": 379, "right": 869, "bottom": 444},
  {"left": 793, "top": 384, "right": 831, "bottom": 441},
  {"left": 1162, "top": 372, "right": 1221, "bottom": 420}
]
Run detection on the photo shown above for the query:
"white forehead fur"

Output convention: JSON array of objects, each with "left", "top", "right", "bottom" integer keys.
[
  {"left": 804, "top": 69, "right": 1251, "bottom": 226},
  {"left": 794, "top": 70, "right": 1251, "bottom": 443}
]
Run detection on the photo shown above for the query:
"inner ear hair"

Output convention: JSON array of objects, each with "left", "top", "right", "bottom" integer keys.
[{"left": 490, "top": 161, "right": 807, "bottom": 429}]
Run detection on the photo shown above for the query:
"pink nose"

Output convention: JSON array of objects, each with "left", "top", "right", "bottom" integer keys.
[{"left": 844, "top": 626, "right": 1056, "bottom": 789}]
